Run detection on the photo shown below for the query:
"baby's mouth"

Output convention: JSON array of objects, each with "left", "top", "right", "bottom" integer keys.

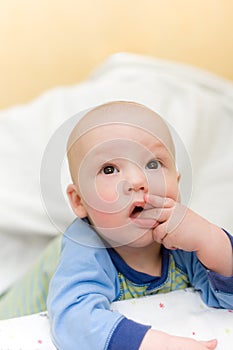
[
  {"left": 130, "top": 205, "right": 144, "bottom": 218},
  {"left": 129, "top": 202, "right": 159, "bottom": 229},
  {"left": 129, "top": 201, "right": 145, "bottom": 219}
]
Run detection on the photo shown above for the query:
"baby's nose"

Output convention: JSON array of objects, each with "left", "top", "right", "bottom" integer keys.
[{"left": 124, "top": 168, "right": 148, "bottom": 193}]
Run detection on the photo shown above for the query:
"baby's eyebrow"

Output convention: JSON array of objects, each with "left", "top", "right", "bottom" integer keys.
[
  {"left": 148, "top": 144, "right": 176, "bottom": 166},
  {"left": 91, "top": 151, "right": 116, "bottom": 166},
  {"left": 149, "top": 141, "right": 173, "bottom": 156}
]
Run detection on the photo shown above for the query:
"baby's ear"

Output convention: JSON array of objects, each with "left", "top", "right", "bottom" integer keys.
[
  {"left": 177, "top": 171, "right": 181, "bottom": 182},
  {"left": 67, "top": 184, "right": 87, "bottom": 218},
  {"left": 175, "top": 171, "right": 182, "bottom": 202}
]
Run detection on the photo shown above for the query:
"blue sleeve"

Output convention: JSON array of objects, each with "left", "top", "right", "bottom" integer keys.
[
  {"left": 173, "top": 229, "right": 233, "bottom": 309},
  {"left": 206, "top": 230, "right": 233, "bottom": 307},
  {"left": 47, "top": 219, "right": 150, "bottom": 350},
  {"left": 108, "top": 318, "right": 150, "bottom": 350}
]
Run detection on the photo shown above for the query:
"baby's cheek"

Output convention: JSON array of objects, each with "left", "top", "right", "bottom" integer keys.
[
  {"left": 95, "top": 178, "right": 119, "bottom": 203},
  {"left": 95, "top": 177, "right": 133, "bottom": 215},
  {"left": 147, "top": 171, "right": 167, "bottom": 197},
  {"left": 147, "top": 171, "right": 179, "bottom": 200}
]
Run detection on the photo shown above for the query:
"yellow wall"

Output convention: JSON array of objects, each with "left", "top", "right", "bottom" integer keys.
[{"left": 1, "top": 0, "right": 233, "bottom": 109}]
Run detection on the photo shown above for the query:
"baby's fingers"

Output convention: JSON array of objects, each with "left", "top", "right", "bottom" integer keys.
[
  {"left": 152, "top": 221, "right": 169, "bottom": 244},
  {"left": 145, "top": 194, "right": 175, "bottom": 208},
  {"left": 153, "top": 221, "right": 181, "bottom": 249},
  {"left": 139, "top": 207, "right": 172, "bottom": 222},
  {"left": 200, "top": 339, "right": 217, "bottom": 349}
]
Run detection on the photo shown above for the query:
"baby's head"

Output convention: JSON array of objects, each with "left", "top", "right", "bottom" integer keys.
[{"left": 67, "top": 101, "right": 180, "bottom": 247}]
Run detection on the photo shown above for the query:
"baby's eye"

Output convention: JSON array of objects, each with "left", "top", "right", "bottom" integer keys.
[
  {"left": 146, "top": 160, "right": 162, "bottom": 170},
  {"left": 101, "top": 165, "right": 119, "bottom": 175}
]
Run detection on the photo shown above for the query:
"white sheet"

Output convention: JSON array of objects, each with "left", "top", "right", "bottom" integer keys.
[
  {"left": 0, "top": 289, "right": 232, "bottom": 349},
  {"left": 0, "top": 52, "right": 233, "bottom": 294}
]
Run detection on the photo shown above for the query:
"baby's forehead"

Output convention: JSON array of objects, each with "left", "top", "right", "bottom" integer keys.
[{"left": 68, "top": 101, "right": 174, "bottom": 154}]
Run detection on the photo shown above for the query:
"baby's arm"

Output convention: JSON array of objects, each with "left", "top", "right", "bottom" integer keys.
[
  {"left": 145, "top": 194, "right": 233, "bottom": 277},
  {"left": 139, "top": 329, "right": 217, "bottom": 350},
  {"left": 47, "top": 219, "right": 151, "bottom": 350}
]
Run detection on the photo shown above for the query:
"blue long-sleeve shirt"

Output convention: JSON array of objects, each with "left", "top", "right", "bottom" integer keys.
[{"left": 47, "top": 218, "right": 233, "bottom": 350}]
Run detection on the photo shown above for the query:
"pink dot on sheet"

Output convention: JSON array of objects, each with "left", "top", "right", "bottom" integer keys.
[
  {"left": 159, "top": 303, "right": 165, "bottom": 309},
  {"left": 38, "top": 339, "right": 43, "bottom": 344}
]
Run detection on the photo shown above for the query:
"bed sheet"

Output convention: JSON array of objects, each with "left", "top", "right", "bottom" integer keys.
[{"left": 0, "top": 289, "right": 232, "bottom": 350}]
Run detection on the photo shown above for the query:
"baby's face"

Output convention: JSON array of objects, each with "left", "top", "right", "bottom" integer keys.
[{"left": 70, "top": 107, "right": 179, "bottom": 247}]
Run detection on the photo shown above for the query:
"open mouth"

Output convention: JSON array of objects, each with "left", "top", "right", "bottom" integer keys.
[
  {"left": 130, "top": 205, "right": 144, "bottom": 218},
  {"left": 129, "top": 202, "right": 159, "bottom": 228}
]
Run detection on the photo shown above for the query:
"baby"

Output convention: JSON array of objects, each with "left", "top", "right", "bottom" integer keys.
[{"left": 48, "top": 101, "right": 233, "bottom": 350}]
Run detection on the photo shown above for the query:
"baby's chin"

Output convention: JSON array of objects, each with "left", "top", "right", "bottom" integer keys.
[{"left": 94, "top": 222, "right": 157, "bottom": 248}]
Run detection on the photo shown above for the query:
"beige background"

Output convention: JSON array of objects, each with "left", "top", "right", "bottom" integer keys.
[{"left": 1, "top": 0, "right": 233, "bottom": 110}]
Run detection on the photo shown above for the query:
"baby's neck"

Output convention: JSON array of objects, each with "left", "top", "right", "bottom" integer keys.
[{"left": 114, "top": 242, "right": 162, "bottom": 277}]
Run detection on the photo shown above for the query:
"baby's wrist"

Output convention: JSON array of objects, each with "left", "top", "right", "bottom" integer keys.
[{"left": 139, "top": 329, "right": 172, "bottom": 350}]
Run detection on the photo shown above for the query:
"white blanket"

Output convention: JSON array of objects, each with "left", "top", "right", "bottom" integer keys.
[{"left": 0, "top": 289, "right": 232, "bottom": 349}]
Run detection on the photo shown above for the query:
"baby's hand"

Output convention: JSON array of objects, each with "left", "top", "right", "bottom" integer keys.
[
  {"left": 139, "top": 329, "right": 217, "bottom": 350},
  {"left": 144, "top": 194, "right": 233, "bottom": 276},
  {"left": 144, "top": 194, "right": 211, "bottom": 252}
]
